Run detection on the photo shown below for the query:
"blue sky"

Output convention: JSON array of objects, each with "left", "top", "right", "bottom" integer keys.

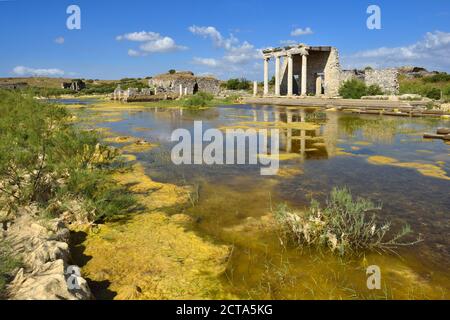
[{"left": 0, "top": 0, "right": 449, "bottom": 80}]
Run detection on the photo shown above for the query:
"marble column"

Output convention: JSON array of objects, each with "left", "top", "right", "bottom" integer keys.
[
  {"left": 275, "top": 56, "right": 281, "bottom": 96},
  {"left": 179, "top": 84, "right": 183, "bottom": 97},
  {"left": 263, "top": 57, "right": 270, "bottom": 96},
  {"left": 287, "top": 54, "right": 293, "bottom": 96},
  {"left": 301, "top": 54, "right": 307, "bottom": 96},
  {"left": 316, "top": 75, "right": 322, "bottom": 96},
  {"left": 253, "top": 81, "right": 258, "bottom": 97}
]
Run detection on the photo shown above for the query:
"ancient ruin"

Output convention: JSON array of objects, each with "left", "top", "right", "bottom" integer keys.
[
  {"left": 148, "top": 71, "right": 220, "bottom": 96},
  {"left": 261, "top": 44, "right": 399, "bottom": 97},
  {"left": 61, "top": 80, "right": 86, "bottom": 92}
]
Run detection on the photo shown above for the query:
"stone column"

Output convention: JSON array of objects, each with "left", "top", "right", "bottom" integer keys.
[
  {"left": 179, "top": 84, "right": 183, "bottom": 97},
  {"left": 275, "top": 56, "right": 281, "bottom": 96},
  {"left": 316, "top": 75, "right": 322, "bottom": 96},
  {"left": 287, "top": 54, "right": 293, "bottom": 96},
  {"left": 253, "top": 81, "right": 258, "bottom": 97},
  {"left": 184, "top": 87, "right": 188, "bottom": 96},
  {"left": 301, "top": 54, "right": 307, "bottom": 96},
  {"left": 263, "top": 57, "right": 270, "bottom": 96}
]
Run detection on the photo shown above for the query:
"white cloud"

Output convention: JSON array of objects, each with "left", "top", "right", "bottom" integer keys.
[
  {"left": 116, "top": 31, "right": 161, "bottom": 42},
  {"left": 139, "top": 37, "right": 187, "bottom": 53},
  {"left": 13, "top": 66, "right": 64, "bottom": 77},
  {"left": 193, "top": 57, "right": 220, "bottom": 67},
  {"left": 290, "top": 27, "right": 313, "bottom": 36},
  {"left": 344, "top": 31, "right": 450, "bottom": 71},
  {"left": 117, "top": 31, "right": 187, "bottom": 56},
  {"left": 189, "top": 25, "right": 263, "bottom": 78},
  {"left": 54, "top": 37, "right": 65, "bottom": 44},
  {"left": 280, "top": 40, "right": 298, "bottom": 46},
  {"left": 188, "top": 25, "right": 238, "bottom": 50}
]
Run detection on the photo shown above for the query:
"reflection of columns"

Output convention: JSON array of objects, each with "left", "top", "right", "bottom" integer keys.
[
  {"left": 286, "top": 110, "right": 293, "bottom": 123},
  {"left": 287, "top": 54, "right": 293, "bottom": 96},
  {"left": 301, "top": 54, "right": 307, "bottom": 96},
  {"left": 300, "top": 109, "right": 306, "bottom": 123},
  {"left": 263, "top": 57, "right": 270, "bottom": 96},
  {"left": 263, "top": 110, "right": 269, "bottom": 122},
  {"left": 300, "top": 130, "right": 306, "bottom": 159},
  {"left": 252, "top": 110, "right": 258, "bottom": 122},
  {"left": 274, "top": 110, "right": 280, "bottom": 122},
  {"left": 286, "top": 129, "right": 292, "bottom": 153},
  {"left": 275, "top": 56, "right": 281, "bottom": 96}
]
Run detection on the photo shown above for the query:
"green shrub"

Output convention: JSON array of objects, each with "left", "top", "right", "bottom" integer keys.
[
  {"left": 366, "top": 84, "right": 384, "bottom": 96},
  {"left": 225, "top": 78, "right": 251, "bottom": 90},
  {"left": 422, "top": 87, "right": 441, "bottom": 100},
  {"left": 182, "top": 91, "right": 214, "bottom": 107},
  {"left": 274, "top": 187, "right": 420, "bottom": 256},
  {"left": 168, "top": 69, "right": 176, "bottom": 74},
  {"left": 0, "top": 90, "right": 136, "bottom": 222},
  {"left": 0, "top": 242, "right": 21, "bottom": 298},
  {"left": 339, "top": 79, "right": 368, "bottom": 99}
]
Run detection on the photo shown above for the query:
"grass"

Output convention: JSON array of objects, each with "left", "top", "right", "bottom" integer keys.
[
  {"left": 274, "top": 187, "right": 421, "bottom": 256},
  {"left": 0, "top": 241, "right": 21, "bottom": 298},
  {"left": 399, "top": 74, "right": 450, "bottom": 101}
]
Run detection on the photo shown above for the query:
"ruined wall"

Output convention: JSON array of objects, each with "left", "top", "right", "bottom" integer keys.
[
  {"left": 323, "top": 48, "right": 342, "bottom": 97},
  {"left": 149, "top": 75, "right": 219, "bottom": 95},
  {"left": 364, "top": 69, "right": 399, "bottom": 94}
]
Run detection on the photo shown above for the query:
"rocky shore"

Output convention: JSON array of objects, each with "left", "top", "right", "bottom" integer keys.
[{"left": 3, "top": 210, "right": 91, "bottom": 300}]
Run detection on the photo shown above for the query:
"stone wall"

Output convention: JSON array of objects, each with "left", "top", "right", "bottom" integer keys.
[
  {"left": 148, "top": 72, "right": 220, "bottom": 95},
  {"left": 364, "top": 69, "right": 399, "bottom": 94},
  {"left": 323, "top": 48, "right": 342, "bottom": 97}
]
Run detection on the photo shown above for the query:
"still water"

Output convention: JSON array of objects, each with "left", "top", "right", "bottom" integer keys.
[{"left": 74, "top": 102, "right": 449, "bottom": 299}]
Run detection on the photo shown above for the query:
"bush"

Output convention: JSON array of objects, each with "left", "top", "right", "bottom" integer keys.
[
  {"left": 366, "top": 84, "right": 384, "bottom": 96},
  {"left": 339, "top": 79, "right": 368, "bottom": 99},
  {"left": 274, "top": 187, "right": 420, "bottom": 256},
  {"left": 225, "top": 78, "right": 251, "bottom": 91},
  {"left": 423, "top": 73, "right": 450, "bottom": 83},
  {"left": 182, "top": 91, "right": 214, "bottom": 107},
  {"left": 422, "top": 87, "right": 441, "bottom": 100},
  {"left": 0, "top": 242, "right": 21, "bottom": 298},
  {"left": 168, "top": 69, "right": 176, "bottom": 74},
  {"left": 0, "top": 90, "right": 136, "bottom": 222}
]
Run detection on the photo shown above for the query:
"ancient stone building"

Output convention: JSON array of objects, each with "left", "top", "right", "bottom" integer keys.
[
  {"left": 262, "top": 44, "right": 341, "bottom": 97},
  {"left": 148, "top": 71, "right": 220, "bottom": 95},
  {"left": 61, "top": 80, "right": 86, "bottom": 91},
  {"left": 261, "top": 43, "right": 400, "bottom": 97}
]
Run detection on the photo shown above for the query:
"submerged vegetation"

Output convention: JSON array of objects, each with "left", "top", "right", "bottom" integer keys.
[{"left": 274, "top": 187, "right": 420, "bottom": 256}]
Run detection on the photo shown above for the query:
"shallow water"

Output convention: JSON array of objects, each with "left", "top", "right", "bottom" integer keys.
[{"left": 74, "top": 102, "right": 450, "bottom": 299}]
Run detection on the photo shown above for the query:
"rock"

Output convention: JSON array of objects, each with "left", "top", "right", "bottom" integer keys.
[
  {"left": 5, "top": 213, "right": 92, "bottom": 300},
  {"left": 399, "top": 94, "right": 423, "bottom": 101},
  {"left": 439, "top": 103, "right": 450, "bottom": 112}
]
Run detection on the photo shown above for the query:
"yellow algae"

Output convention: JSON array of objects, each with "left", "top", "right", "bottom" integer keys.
[
  {"left": 353, "top": 141, "right": 373, "bottom": 146},
  {"left": 77, "top": 163, "right": 233, "bottom": 300},
  {"left": 104, "top": 136, "right": 138, "bottom": 144},
  {"left": 335, "top": 147, "right": 357, "bottom": 157},
  {"left": 436, "top": 161, "right": 446, "bottom": 167},
  {"left": 217, "top": 125, "right": 252, "bottom": 131},
  {"left": 416, "top": 150, "right": 434, "bottom": 154},
  {"left": 116, "top": 154, "right": 137, "bottom": 162},
  {"left": 132, "top": 127, "right": 153, "bottom": 132},
  {"left": 351, "top": 146, "right": 361, "bottom": 151},
  {"left": 113, "top": 163, "right": 190, "bottom": 210},
  {"left": 234, "top": 121, "right": 319, "bottom": 131},
  {"left": 258, "top": 153, "right": 302, "bottom": 161},
  {"left": 367, "top": 156, "right": 450, "bottom": 180},
  {"left": 276, "top": 166, "right": 304, "bottom": 177},
  {"left": 81, "top": 211, "right": 233, "bottom": 300},
  {"left": 120, "top": 140, "right": 158, "bottom": 153}
]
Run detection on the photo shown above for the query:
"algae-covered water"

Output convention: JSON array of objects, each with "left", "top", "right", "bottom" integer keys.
[{"left": 70, "top": 101, "right": 449, "bottom": 300}]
